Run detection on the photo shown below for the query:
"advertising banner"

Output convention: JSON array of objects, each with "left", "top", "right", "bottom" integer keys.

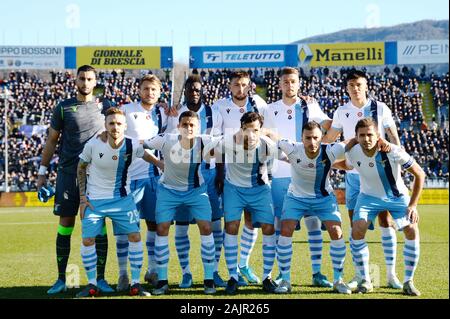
[
  {"left": 0, "top": 46, "right": 65, "bottom": 69},
  {"left": 190, "top": 45, "right": 298, "bottom": 68},
  {"left": 397, "top": 40, "right": 448, "bottom": 65}
]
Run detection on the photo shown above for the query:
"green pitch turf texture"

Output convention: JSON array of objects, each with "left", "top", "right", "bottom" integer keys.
[{"left": 0, "top": 205, "right": 448, "bottom": 299}]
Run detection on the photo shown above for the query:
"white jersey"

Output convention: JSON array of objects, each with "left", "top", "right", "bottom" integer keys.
[
  {"left": 79, "top": 137, "right": 144, "bottom": 200},
  {"left": 210, "top": 134, "right": 276, "bottom": 188},
  {"left": 331, "top": 99, "right": 396, "bottom": 174},
  {"left": 121, "top": 102, "right": 168, "bottom": 180},
  {"left": 278, "top": 140, "right": 345, "bottom": 198},
  {"left": 213, "top": 95, "right": 267, "bottom": 135},
  {"left": 144, "top": 133, "right": 218, "bottom": 191},
  {"left": 264, "top": 97, "right": 330, "bottom": 178},
  {"left": 346, "top": 145, "right": 414, "bottom": 199}
]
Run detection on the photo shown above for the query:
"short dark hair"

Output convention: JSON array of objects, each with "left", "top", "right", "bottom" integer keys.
[
  {"left": 230, "top": 71, "right": 250, "bottom": 81},
  {"left": 184, "top": 74, "right": 202, "bottom": 89},
  {"left": 179, "top": 110, "right": 199, "bottom": 122},
  {"left": 302, "top": 121, "right": 322, "bottom": 133},
  {"left": 355, "top": 118, "right": 378, "bottom": 134},
  {"left": 240, "top": 111, "right": 264, "bottom": 128},
  {"left": 77, "top": 65, "right": 96, "bottom": 76},
  {"left": 280, "top": 67, "right": 299, "bottom": 77},
  {"left": 346, "top": 70, "right": 367, "bottom": 83}
]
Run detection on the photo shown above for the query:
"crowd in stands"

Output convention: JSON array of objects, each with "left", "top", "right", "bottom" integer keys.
[{"left": 0, "top": 67, "right": 448, "bottom": 191}]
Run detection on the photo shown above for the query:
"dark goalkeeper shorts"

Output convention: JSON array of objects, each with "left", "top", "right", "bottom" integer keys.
[{"left": 53, "top": 171, "right": 80, "bottom": 217}]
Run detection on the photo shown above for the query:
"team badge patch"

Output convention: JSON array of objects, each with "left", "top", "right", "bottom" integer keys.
[
  {"left": 369, "top": 162, "right": 374, "bottom": 167},
  {"left": 308, "top": 163, "right": 314, "bottom": 168},
  {"left": 287, "top": 109, "right": 292, "bottom": 114},
  {"left": 112, "top": 155, "right": 118, "bottom": 160},
  {"left": 357, "top": 112, "right": 363, "bottom": 117},
  {"left": 240, "top": 108, "right": 244, "bottom": 113}
]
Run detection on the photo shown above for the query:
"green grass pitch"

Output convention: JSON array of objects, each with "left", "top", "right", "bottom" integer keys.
[{"left": 0, "top": 205, "right": 448, "bottom": 299}]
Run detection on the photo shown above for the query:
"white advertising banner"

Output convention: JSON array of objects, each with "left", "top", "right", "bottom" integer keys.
[
  {"left": 397, "top": 40, "right": 448, "bottom": 65},
  {"left": 0, "top": 46, "right": 65, "bottom": 69}
]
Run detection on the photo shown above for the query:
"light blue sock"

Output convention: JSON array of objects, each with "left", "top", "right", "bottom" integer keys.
[
  {"left": 81, "top": 243, "right": 97, "bottom": 286},
  {"left": 224, "top": 233, "right": 239, "bottom": 281},
  {"left": 155, "top": 235, "right": 170, "bottom": 281},
  {"left": 276, "top": 235, "right": 292, "bottom": 282},
  {"left": 330, "top": 238, "right": 346, "bottom": 282},
  {"left": 262, "top": 234, "right": 276, "bottom": 281},
  {"left": 201, "top": 234, "right": 216, "bottom": 280}
]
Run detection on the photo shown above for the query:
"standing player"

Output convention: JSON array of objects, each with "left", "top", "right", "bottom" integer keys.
[
  {"left": 76, "top": 107, "right": 155, "bottom": 297},
  {"left": 205, "top": 112, "right": 279, "bottom": 295},
  {"left": 37, "top": 65, "right": 113, "bottom": 295},
  {"left": 271, "top": 121, "right": 353, "bottom": 294},
  {"left": 264, "top": 67, "right": 333, "bottom": 287},
  {"left": 212, "top": 71, "right": 267, "bottom": 285},
  {"left": 346, "top": 118, "right": 424, "bottom": 296},
  {"left": 145, "top": 111, "right": 219, "bottom": 296},
  {"left": 115, "top": 74, "right": 167, "bottom": 291},
  {"left": 165, "top": 75, "right": 227, "bottom": 288},
  {"left": 323, "top": 70, "right": 403, "bottom": 289}
]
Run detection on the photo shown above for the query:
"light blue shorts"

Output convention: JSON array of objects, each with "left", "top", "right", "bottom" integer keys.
[
  {"left": 130, "top": 176, "right": 160, "bottom": 222},
  {"left": 345, "top": 173, "right": 360, "bottom": 211},
  {"left": 175, "top": 168, "right": 223, "bottom": 223},
  {"left": 271, "top": 177, "right": 291, "bottom": 218},
  {"left": 353, "top": 193, "right": 412, "bottom": 231},
  {"left": 82, "top": 195, "right": 140, "bottom": 238},
  {"left": 223, "top": 180, "right": 274, "bottom": 227},
  {"left": 156, "top": 184, "right": 212, "bottom": 224},
  {"left": 281, "top": 192, "right": 341, "bottom": 223}
]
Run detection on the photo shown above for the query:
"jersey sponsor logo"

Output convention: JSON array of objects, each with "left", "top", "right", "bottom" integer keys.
[
  {"left": 357, "top": 161, "right": 361, "bottom": 167},
  {"left": 345, "top": 113, "right": 350, "bottom": 118},
  {"left": 112, "top": 155, "right": 118, "bottom": 160},
  {"left": 226, "top": 108, "right": 231, "bottom": 114},
  {"left": 296, "top": 158, "right": 301, "bottom": 164},
  {"left": 99, "top": 153, "right": 104, "bottom": 158},
  {"left": 133, "top": 114, "right": 138, "bottom": 119},
  {"left": 274, "top": 111, "right": 278, "bottom": 116}
]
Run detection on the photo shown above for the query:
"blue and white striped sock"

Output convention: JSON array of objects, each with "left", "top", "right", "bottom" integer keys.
[
  {"left": 351, "top": 238, "right": 370, "bottom": 281},
  {"left": 224, "top": 233, "right": 239, "bottom": 281},
  {"left": 274, "top": 217, "right": 281, "bottom": 243},
  {"left": 115, "top": 234, "right": 129, "bottom": 276},
  {"left": 146, "top": 231, "right": 157, "bottom": 273},
  {"left": 403, "top": 238, "right": 420, "bottom": 283},
  {"left": 239, "top": 225, "right": 258, "bottom": 268},
  {"left": 304, "top": 216, "right": 323, "bottom": 274},
  {"left": 175, "top": 225, "right": 191, "bottom": 275},
  {"left": 81, "top": 243, "right": 97, "bottom": 286},
  {"left": 155, "top": 235, "right": 170, "bottom": 281},
  {"left": 330, "top": 238, "right": 346, "bottom": 283},
  {"left": 380, "top": 226, "right": 397, "bottom": 278},
  {"left": 201, "top": 234, "right": 216, "bottom": 280},
  {"left": 276, "top": 235, "right": 292, "bottom": 282},
  {"left": 212, "top": 219, "right": 224, "bottom": 272},
  {"left": 262, "top": 234, "right": 276, "bottom": 281},
  {"left": 129, "top": 241, "right": 144, "bottom": 285}
]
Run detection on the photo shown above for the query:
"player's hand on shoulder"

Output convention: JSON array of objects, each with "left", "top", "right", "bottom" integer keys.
[
  {"left": 156, "top": 160, "right": 164, "bottom": 172},
  {"left": 377, "top": 138, "right": 392, "bottom": 153},
  {"left": 96, "top": 131, "right": 108, "bottom": 143},
  {"left": 299, "top": 94, "right": 317, "bottom": 104},
  {"left": 161, "top": 103, "right": 178, "bottom": 117}
]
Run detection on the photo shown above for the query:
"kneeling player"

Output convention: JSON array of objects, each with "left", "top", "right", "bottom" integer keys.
[
  {"left": 274, "top": 121, "right": 352, "bottom": 294},
  {"left": 144, "top": 111, "right": 219, "bottom": 295},
  {"left": 205, "top": 111, "right": 279, "bottom": 295},
  {"left": 76, "top": 108, "right": 157, "bottom": 297},
  {"left": 347, "top": 118, "right": 424, "bottom": 296}
]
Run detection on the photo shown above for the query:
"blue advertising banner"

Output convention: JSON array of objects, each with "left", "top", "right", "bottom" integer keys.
[{"left": 189, "top": 45, "right": 298, "bottom": 68}]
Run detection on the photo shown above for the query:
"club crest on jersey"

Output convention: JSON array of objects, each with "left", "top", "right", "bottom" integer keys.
[
  {"left": 345, "top": 113, "right": 350, "bottom": 118},
  {"left": 357, "top": 112, "right": 363, "bottom": 117},
  {"left": 99, "top": 153, "right": 104, "bottom": 158},
  {"left": 377, "top": 159, "right": 387, "bottom": 167},
  {"left": 146, "top": 115, "right": 151, "bottom": 120},
  {"left": 240, "top": 108, "right": 245, "bottom": 113},
  {"left": 369, "top": 162, "right": 375, "bottom": 167},
  {"left": 112, "top": 155, "right": 118, "bottom": 160},
  {"left": 320, "top": 159, "right": 328, "bottom": 165},
  {"left": 357, "top": 161, "right": 361, "bottom": 167},
  {"left": 287, "top": 109, "right": 292, "bottom": 114},
  {"left": 226, "top": 108, "right": 231, "bottom": 114},
  {"left": 308, "top": 163, "right": 314, "bottom": 168}
]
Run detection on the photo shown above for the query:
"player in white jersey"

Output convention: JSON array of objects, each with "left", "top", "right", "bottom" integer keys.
[
  {"left": 165, "top": 75, "right": 227, "bottom": 288},
  {"left": 323, "top": 70, "right": 403, "bottom": 290},
  {"left": 76, "top": 108, "right": 159, "bottom": 297},
  {"left": 204, "top": 111, "right": 279, "bottom": 294},
  {"left": 114, "top": 74, "right": 167, "bottom": 291},
  {"left": 212, "top": 71, "right": 267, "bottom": 285},
  {"left": 144, "top": 111, "right": 220, "bottom": 295},
  {"left": 345, "top": 118, "right": 424, "bottom": 296},
  {"left": 264, "top": 67, "right": 334, "bottom": 287},
  {"left": 267, "top": 121, "right": 355, "bottom": 294}
]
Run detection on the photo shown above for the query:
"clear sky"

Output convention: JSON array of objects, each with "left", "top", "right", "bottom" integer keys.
[{"left": 0, "top": 0, "right": 448, "bottom": 64}]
